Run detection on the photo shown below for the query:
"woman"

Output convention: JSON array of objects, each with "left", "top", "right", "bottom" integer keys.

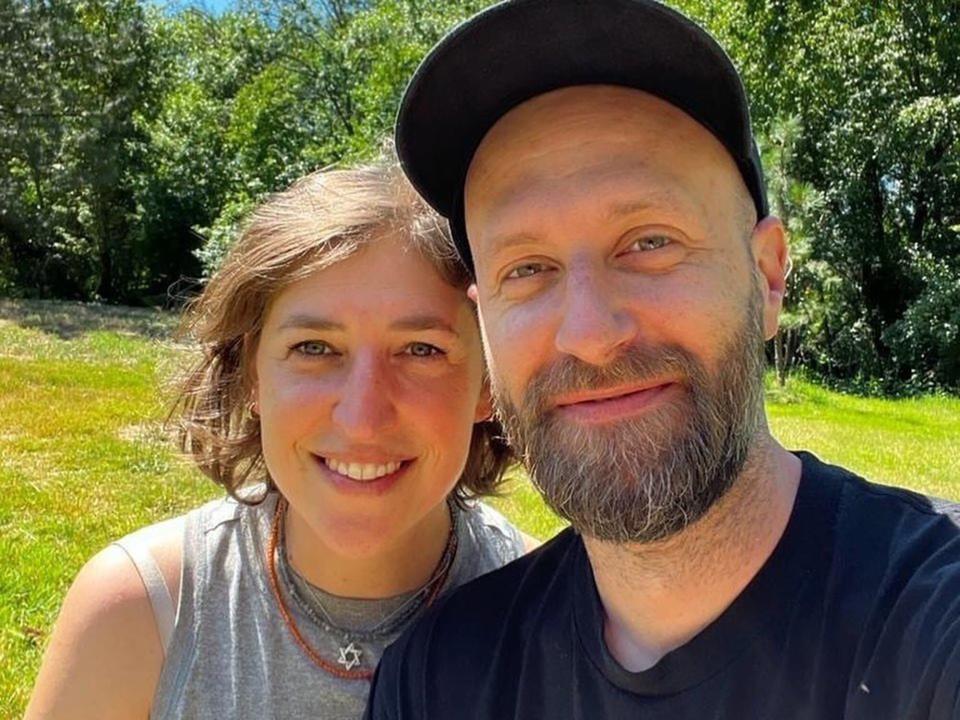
[{"left": 26, "top": 155, "right": 531, "bottom": 719}]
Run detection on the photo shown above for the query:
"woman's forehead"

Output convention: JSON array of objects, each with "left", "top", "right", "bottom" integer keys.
[{"left": 264, "top": 238, "right": 473, "bottom": 330}]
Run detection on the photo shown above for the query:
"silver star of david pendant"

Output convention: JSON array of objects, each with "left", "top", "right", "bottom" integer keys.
[{"left": 337, "top": 641, "right": 362, "bottom": 671}]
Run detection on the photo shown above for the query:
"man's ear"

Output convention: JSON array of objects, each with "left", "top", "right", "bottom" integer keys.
[
  {"left": 467, "top": 283, "right": 479, "bottom": 304},
  {"left": 751, "top": 216, "right": 790, "bottom": 341}
]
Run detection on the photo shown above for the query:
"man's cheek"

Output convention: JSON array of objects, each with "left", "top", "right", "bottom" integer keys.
[
  {"left": 652, "top": 273, "right": 740, "bottom": 332},
  {"left": 489, "top": 308, "right": 550, "bottom": 383}
]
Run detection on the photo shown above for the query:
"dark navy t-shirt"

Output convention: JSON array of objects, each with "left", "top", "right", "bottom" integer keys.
[{"left": 365, "top": 453, "right": 960, "bottom": 719}]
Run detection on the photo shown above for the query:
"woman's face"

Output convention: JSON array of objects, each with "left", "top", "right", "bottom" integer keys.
[{"left": 253, "top": 235, "right": 490, "bottom": 557}]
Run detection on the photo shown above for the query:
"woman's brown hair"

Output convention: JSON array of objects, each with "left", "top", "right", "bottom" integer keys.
[{"left": 170, "top": 152, "right": 511, "bottom": 504}]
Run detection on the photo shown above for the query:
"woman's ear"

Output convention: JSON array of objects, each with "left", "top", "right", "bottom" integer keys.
[
  {"left": 474, "top": 379, "right": 494, "bottom": 423},
  {"left": 243, "top": 332, "right": 261, "bottom": 416}
]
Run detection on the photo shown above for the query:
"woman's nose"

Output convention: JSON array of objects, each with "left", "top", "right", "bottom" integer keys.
[{"left": 330, "top": 353, "right": 397, "bottom": 440}]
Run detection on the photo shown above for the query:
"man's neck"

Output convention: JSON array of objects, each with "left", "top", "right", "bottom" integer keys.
[{"left": 583, "top": 435, "right": 802, "bottom": 672}]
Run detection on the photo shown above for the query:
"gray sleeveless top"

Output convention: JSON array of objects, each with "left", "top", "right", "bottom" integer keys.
[{"left": 118, "top": 493, "right": 524, "bottom": 720}]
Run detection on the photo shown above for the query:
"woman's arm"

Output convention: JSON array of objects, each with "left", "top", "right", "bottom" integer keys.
[{"left": 25, "top": 518, "right": 183, "bottom": 720}]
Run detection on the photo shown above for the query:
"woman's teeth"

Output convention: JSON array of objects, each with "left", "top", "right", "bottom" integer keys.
[{"left": 323, "top": 458, "right": 402, "bottom": 481}]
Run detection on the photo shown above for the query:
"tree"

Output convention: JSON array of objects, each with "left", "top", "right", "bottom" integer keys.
[
  {"left": 0, "top": 0, "right": 159, "bottom": 301},
  {"left": 2, "top": 0, "right": 956, "bottom": 392},
  {"left": 677, "top": 0, "right": 960, "bottom": 391}
]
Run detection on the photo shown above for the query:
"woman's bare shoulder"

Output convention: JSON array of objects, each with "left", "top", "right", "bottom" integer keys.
[{"left": 24, "top": 514, "right": 187, "bottom": 720}]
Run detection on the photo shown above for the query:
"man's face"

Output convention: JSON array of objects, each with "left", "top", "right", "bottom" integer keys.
[{"left": 464, "top": 86, "right": 787, "bottom": 543}]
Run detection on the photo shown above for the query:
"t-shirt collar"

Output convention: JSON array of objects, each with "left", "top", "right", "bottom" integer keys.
[{"left": 572, "top": 452, "right": 841, "bottom": 696}]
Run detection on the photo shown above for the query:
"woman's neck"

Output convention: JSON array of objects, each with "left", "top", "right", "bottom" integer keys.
[{"left": 282, "top": 500, "right": 453, "bottom": 599}]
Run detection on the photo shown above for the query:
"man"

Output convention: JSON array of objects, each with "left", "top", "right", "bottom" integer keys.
[{"left": 366, "top": 1, "right": 960, "bottom": 718}]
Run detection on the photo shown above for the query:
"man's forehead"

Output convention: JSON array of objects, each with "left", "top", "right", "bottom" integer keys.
[
  {"left": 470, "top": 163, "right": 704, "bottom": 234},
  {"left": 475, "top": 86, "right": 695, "bottom": 153},
  {"left": 467, "top": 86, "right": 734, "bottom": 187},
  {"left": 464, "top": 86, "right": 736, "bottom": 227}
]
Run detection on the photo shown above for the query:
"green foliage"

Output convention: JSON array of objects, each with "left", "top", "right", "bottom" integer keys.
[
  {"left": 677, "top": 0, "right": 960, "bottom": 391},
  {"left": 884, "top": 261, "right": 960, "bottom": 391},
  {"left": 338, "top": 0, "right": 490, "bottom": 159},
  {"left": 185, "top": 0, "right": 490, "bottom": 275},
  {"left": 0, "top": 0, "right": 161, "bottom": 302},
  {"left": 1, "top": 0, "right": 957, "bottom": 391},
  {"left": 193, "top": 195, "right": 256, "bottom": 276},
  {"left": 132, "top": 8, "right": 277, "bottom": 291}
]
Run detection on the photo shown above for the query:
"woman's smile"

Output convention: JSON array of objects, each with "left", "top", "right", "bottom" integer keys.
[
  {"left": 313, "top": 454, "right": 413, "bottom": 497},
  {"left": 320, "top": 457, "right": 405, "bottom": 481}
]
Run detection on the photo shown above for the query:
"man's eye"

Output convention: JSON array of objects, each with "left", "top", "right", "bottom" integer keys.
[
  {"left": 404, "top": 342, "right": 443, "bottom": 358},
  {"left": 630, "top": 236, "right": 672, "bottom": 252},
  {"left": 505, "top": 262, "right": 546, "bottom": 279},
  {"left": 292, "top": 340, "right": 334, "bottom": 356}
]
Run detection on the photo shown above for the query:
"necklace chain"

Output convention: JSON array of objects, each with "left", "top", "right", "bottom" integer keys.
[
  {"left": 280, "top": 508, "right": 459, "bottom": 639},
  {"left": 265, "top": 496, "right": 459, "bottom": 681}
]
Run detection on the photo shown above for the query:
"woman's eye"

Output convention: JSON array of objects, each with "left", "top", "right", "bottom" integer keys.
[
  {"left": 630, "top": 235, "right": 672, "bottom": 252},
  {"left": 292, "top": 340, "right": 334, "bottom": 357},
  {"left": 404, "top": 342, "right": 443, "bottom": 358},
  {"left": 505, "top": 262, "right": 546, "bottom": 280}
]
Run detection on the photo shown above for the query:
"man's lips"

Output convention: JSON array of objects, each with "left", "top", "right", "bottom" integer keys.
[{"left": 553, "top": 381, "right": 679, "bottom": 424}]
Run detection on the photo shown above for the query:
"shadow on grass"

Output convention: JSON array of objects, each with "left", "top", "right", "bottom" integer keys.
[{"left": 0, "top": 298, "right": 179, "bottom": 341}]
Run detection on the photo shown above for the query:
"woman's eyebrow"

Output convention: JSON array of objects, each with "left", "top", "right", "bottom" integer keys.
[
  {"left": 277, "top": 314, "right": 459, "bottom": 336},
  {"left": 390, "top": 315, "right": 460, "bottom": 336},
  {"left": 277, "top": 315, "right": 344, "bottom": 332}
]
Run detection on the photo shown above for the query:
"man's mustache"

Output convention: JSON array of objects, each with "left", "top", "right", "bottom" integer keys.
[{"left": 508, "top": 344, "right": 702, "bottom": 416}]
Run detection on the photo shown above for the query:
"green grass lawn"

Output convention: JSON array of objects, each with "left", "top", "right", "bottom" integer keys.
[{"left": 2, "top": 299, "right": 958, "bottom": 718}]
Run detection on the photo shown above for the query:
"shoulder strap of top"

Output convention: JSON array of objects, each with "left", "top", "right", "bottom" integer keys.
[
  {"left": 474, "top": 501, "right": 527, "bottom": 555},
  {"left": 112, "top": 536, "right": 176, "bottom": 657}
]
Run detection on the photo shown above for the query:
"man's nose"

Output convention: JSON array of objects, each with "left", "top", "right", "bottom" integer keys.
[
  {"left": 554, "top": 262, "right": 638, "bottom": 366},
  {"left": 330, "top": 353, "right": 397, "bottom": 440}
]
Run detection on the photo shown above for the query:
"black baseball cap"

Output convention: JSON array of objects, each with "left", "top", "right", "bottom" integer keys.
[{"left": 395, "top": 0, "right": 768, "bottom": 273}]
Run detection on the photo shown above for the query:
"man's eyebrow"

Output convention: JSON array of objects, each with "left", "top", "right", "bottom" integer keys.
[
  {"left": 486, "top": 232, "right": 541, "bottom": 258},
  {"left": 390, "top": 315, "right": 459, "bottom": 336},
  {"left": 605, "top": 200, "right": 656, "bottom": 221},
  {"left": 485, "top": 197, "right": 686, "bottom": 256},
  {"left": 277, "top": 315, "right": 344, "bottom": 332}
]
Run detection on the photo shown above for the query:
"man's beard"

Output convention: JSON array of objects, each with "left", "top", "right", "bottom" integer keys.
[{"left": 493, "top": 294, "right": 767, "bottom": 544}]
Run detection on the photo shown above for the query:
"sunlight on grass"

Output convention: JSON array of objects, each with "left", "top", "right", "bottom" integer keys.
[
  {"left": 487, "top": 468, "right": 569, "bottom": 541},
  {"left": 0, "top": 312, "right": 212, "bottom": 718},
  {"left": 765, "top": 376, "right": 960, "bottom": 501},
  {"left": 0, "top": 301, "right": 957, "bottom": 718}
]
